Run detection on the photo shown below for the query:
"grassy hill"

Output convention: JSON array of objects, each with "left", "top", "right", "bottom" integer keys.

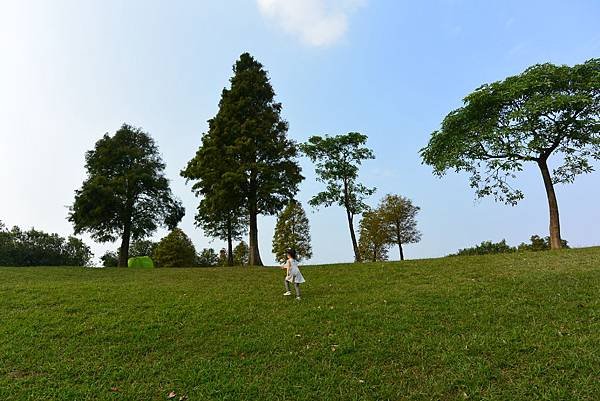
[{"left": 1, "top": 247, "right": 599, "bottom": 400}]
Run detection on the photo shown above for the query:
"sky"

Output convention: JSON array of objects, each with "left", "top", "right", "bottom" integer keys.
[{"left": 1, "top": 0, "right": 599, "bottom": 265}]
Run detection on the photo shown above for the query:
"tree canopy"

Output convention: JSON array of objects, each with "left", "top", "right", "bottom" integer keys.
[
  {"left": 421, "top": 59, "right": 600, "bottom": 249},
  {"left": 154, "top": 228, "right": 197, "bottom": 267},
  {"left": 358, "top": 209, "right": 390, "bottom": 262},
  {"left": 182, "top": 53, "right": 303, "bottom": 266},
  {"left": 69, "top": 124, "right": 184, "bottom": 266},
  {"left": 0, "top": 222, "right": 92, "bottom": 267},
  {"left": 272, "top": 200, "right": 312, "bottom": 264},
  {"left": 377, "top": 194, "right": 422, "bottom": 261},
  {"left": 301, "top": 132, "right": 375, "bottom": 262}
]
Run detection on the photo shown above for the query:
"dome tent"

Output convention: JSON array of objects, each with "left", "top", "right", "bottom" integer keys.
[{"left": 128, "top": 256, "right": 154, "bottom": 268}]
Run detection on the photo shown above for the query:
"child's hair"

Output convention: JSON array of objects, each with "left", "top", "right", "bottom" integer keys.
[{"left": 286, "top": 248, "right": 297, "bottom": 260}]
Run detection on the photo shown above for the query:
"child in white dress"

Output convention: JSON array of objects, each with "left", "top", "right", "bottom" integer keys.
[{"left": 281, "top": 248, "right": 305, "bottom": 300}]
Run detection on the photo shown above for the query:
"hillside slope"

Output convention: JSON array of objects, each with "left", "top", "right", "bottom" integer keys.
[{"left": 1, "top": 247, "right": 599, "bottom": 400}]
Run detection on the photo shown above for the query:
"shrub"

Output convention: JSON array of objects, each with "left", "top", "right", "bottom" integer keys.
[
  {"left": 454, "top": 240, "right": 516, "bottom": 256},
  {"left": 154, "top": 229, "right": 197, "bottom": 267},
  {"left": 518, "top": 235, "right": 569, "bottom": 251}
]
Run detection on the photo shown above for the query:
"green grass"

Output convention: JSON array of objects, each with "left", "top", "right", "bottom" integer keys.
[{"left": 1, "top": 248, "right": 599, "bottom": 400}]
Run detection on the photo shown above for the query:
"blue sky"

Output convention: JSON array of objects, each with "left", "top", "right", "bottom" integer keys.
[{"left": 1, "top": 0, "right": 599, "bottom": 265}]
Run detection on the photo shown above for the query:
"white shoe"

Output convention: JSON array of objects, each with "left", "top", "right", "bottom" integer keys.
[
  {"left": 283, "top": 291, "right": 292, "bottom": 296},
  {"left": 295, "top": 296, "right": 301, "bottom": 301}
]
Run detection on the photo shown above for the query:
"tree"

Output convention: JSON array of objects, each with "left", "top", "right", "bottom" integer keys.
[
  {"left": 100, "top": 251, "right": 119, "bottom": 267},
  {"left": 233, "top": 241, "right": 249, "bottom": 266},
  {"left": 421, "top": 59, "right": 600, "bottom": 250},
  {"left": 378, "top": 194, "right": 422, "bottom": 261},
  {"left": 272, "top": 200, "right": 312, "bottom": 264},
  {"left": 0, "top": 224, "right": 93, "bottom": 266},
  {"left": 197, "top": 248, "right": 219, "bottom": 267},
  {"left": 129, "top": 240, "right": 157, "bottom": 258},
  {"left": 194, "top": 200, "right": 247, "bottom": 266},
  {"left": 301, "top": 132, "right": 375, "bottom": 262},
  {"left": 358, "top": 209, "right": 391, "bottom": 262},
  {"left": 182, "top": 53, "right": 303, "bottom": 266},
  {"left": 218, "top": 248, "right": 228, "bottom": 266},
  {"left": 153, "top": 228, "right": 197, "bottom": 267},
  {"left": 69, "top": 124, "right": 184, "bottom": 267}
]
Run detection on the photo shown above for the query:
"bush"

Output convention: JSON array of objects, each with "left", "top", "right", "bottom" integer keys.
[
  {"left": 100, "top": 251, "right": 119, "bottom": 267},
  {"left": 454, "top": 240, "right": 516, "bottom": 256},
  {"left": 153, "top": 228, "right": 197, "bottom": 267},
  {"left": 454, "top": 235, "right": 570, "bottom": 257},
  {"left": 518, "top": 235, "right": 569, "bottom": 251}
]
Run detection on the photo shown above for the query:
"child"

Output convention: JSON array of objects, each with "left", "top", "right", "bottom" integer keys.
[{"left": 281, "top": 248, "right": 305, "bottom": 300}]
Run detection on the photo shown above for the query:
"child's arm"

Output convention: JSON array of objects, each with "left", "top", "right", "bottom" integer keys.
[{"left": 280, "top": 260, "right": 290, "bottom": 270}]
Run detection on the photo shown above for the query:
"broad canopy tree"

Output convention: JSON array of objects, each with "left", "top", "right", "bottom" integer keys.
[
  {"left": 301, "top": 133, "right": 375, "bottom": 262},
  {"left": 378, "top": 194, "right": 422, "bottom": 261},
  {"left": 69, "top": 124, "right": 184, "bottom": 267},
  {"left": 358, "top": 208, "right": 390, "bottom": 262},
  {"left": 182, "top": 53, "right": 303, "bottom": 266},
  {"left": 421, "top": 59, "right": 600, "bottom": 249}
]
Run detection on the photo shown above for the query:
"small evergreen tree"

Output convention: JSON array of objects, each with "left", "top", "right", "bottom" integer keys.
[
  {"left": 197, "top": 248, "right": 219, "bottom": 267},
  {"left": 154, "top": 228, "right": 196, "bottom": 267},
  {"left": 218, "top": 249, "right": 228, "bottom": 266},
  {"left": 272, "top": 200, "right": 312, "bottom": 264},
  {"left": 233, "top": 241, "right": 249, "bottom": 266}
]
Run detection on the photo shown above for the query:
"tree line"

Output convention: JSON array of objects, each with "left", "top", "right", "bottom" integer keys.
[
  {"left": 0, "top": 221, "right": 92, "bottom": 266},
  {"left": 67, "top": 53, "right": 423, "bottom": 267},
  {"left": 69, "top": 53, "right": 600, "bottom": 266},
  {"left": 452, "top": 235, "right": 570, "bottom": 257},
  {"left": 9, "top": 54, "right": 594, "bottom": 267}
]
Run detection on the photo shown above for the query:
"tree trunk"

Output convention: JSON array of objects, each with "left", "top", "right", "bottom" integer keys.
[
  {"left": 118, "top": 222, "right": 131, "bottom": 267},
  {"left": 248, "top": 205, "right": 263, "bottom": 266},
  {"left": 346, "top": 209, "right": 361, "bottom": 262},
  {"left": 398, "top": 241, "right": 404, "bottom": 261},
  {"left": 226, "top": 223, "right": 234, "bottom": 266},
  {"left": 538, "top": 159, "right": 562, "bottom": 250}
]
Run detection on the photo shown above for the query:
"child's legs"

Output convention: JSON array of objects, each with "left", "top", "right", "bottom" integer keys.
[
  {"left": 294, "top": 282, "right": 301, "bottom": 297},
  {"left": 284, "top": 279, "right": 291, "bottom": 292}
]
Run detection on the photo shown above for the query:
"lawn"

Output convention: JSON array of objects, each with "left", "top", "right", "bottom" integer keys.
[{"left": 1, "top": 247, "right": 599, "bottom": 400}]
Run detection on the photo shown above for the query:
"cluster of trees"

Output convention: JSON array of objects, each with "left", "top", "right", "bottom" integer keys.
[
  {"left": 358, "top": 195, "right": 421, "bottom": 262},
  {"left": 454, "top": 235, "right": 570, "bottom": 256},
  {"left": 62, "top": 55, "right": 596, "bottom": 268},
  {"left": 0, "top": 221, "right": 92, "bottom": 266},
  {"left": 101, "top": 230, "right": 250, "bottom": 268}
]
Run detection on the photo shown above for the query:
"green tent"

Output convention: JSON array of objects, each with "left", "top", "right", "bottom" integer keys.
[{"left": 128, "top": 256, "right": 154, "bottom": 268}]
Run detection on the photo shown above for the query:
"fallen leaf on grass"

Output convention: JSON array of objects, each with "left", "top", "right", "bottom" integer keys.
[
  {"left": 110, "top": 387, "right": 119, "bottom": 392},
  {"left": 179, "top": 396, "right": 188, "bottom": 401},
  {"left": 168, "top": 391, "right": 177, "bottom": 399}
]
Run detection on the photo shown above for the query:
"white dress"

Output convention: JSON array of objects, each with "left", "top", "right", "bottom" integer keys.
[{"left": 285, "top": 260, "right": 305, "bottom": 284}]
